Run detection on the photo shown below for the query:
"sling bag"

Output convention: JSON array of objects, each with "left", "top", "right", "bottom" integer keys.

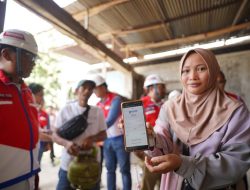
[{"left": 57, "top": 105, "right": 90, "bottom": 140}]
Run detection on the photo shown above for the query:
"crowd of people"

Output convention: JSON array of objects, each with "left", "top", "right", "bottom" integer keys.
[{"left": 0, "top": 28, "right": 249, "bottom": 190}]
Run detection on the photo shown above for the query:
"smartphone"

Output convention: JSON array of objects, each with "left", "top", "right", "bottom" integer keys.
[{"left": 121, "top": 100, "right": 149, "bottom": 151}]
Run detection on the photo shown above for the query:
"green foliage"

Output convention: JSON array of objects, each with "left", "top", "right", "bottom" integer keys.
[
  {"left": 67, "top": 86, "right": 75, "bottom": 101},
  {"left": 25, "top": 53, "right": 61, "bottom": 108}
]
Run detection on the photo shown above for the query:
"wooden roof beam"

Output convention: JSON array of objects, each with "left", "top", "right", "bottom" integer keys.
[
  {"left": 110, "top": 35, "right": 140, "bottom": 58},
  {"left": 232, "top": 0, "right": 248, "bottom": 25},
  {"left": 98, "top": 23, "right": 164, "bottom": 40},
  {"left": 73, "top": 0, "right": 129, "bottom": 20},
  {"left": 120, "top": 21, "right": 250, "bottom": 52},
  {"left": 14, "top": 0, "right": 132, "bottom": 74}
]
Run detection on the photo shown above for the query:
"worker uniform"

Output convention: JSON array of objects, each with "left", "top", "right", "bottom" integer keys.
[{"left": 0, "top": 70, "right": 40, "bottom": 189}]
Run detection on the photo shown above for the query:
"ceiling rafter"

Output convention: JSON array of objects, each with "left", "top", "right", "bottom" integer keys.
[
  {"left": 232, "top": 0, "right": 248, "bottom": 25},
  {"left": 110, "top": 35, "right": 140, "bottom": 58},
  {"left": 72, "top": 0, "right": 139, "bottom": 62},
  {"left": 73, "top": 0, "right": 129, "bottom": 20},
  {"left": 14, "top": 0, "right": 132, "bottom": 74},
  {"left": 97, "top": 0, "right": 238, "bottom": 40},
  {"left": 98, "top": 22, "right": 164, "bottom": 40},
  {"left": 120, "top": 21, "right": 250, "bottom": 52}
]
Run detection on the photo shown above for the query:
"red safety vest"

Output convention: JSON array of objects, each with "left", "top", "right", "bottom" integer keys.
[
  {"left": 39, "top": 109, "right": 49, "bottom": 129},
  {"left": 0, "top": 70, "right": 39, "bottom": 188},
  {"left": 141, "top": 95, "right": 162, "bottom": 127},
  {"left": 97, "top": 92, "right": 117, "bottom": 119}
]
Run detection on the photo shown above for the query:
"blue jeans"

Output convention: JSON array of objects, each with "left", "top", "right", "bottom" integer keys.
[
  {"left": 38, "top": 141, "right": 48, "bottom": 163},
  {"left": 56, "top": 168, "right": 100, "bottom": 190},
  {"left": 104, "top": 135, "right": 132, "bottom": 190}
]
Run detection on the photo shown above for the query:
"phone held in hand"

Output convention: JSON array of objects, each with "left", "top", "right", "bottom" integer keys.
[{"left": 121, "top": 100, "right": 150, "bottom": 152}]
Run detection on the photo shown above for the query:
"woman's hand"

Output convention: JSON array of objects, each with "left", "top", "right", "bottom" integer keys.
[
  {"left": 145, "top": 122, "right": 154, "bottom": 135},
  {"left": 119, "top": 117, "right": 155, "bottom": 149},
  {"left": 145, "top": 154, "right": 182, "bottom": 173},
  {"left": 118, "top": 117, "right": 154, "bottom": 136}
]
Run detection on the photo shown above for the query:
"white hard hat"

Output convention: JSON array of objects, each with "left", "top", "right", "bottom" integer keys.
[
  {"left": 143, "top": 74, "right": 165, "bottom": 88},
  {"left": 0, "top": 29, "right": 38, "bottom": 55},
  {"left": 92, "top": 75, "right": 106, "bottom": 86},
  {"left": 168, "top": 90, "right": 181, "bottom": 100},
  {"left": 76, "top": 75, "right": 97, "bottom": 89}
]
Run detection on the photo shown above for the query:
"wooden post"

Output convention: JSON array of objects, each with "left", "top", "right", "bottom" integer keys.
[
  {"left": 131, "top": 72, "right": 144, "bottom": 99},
  {"left": 0, "top": 0, "right": 7, "bottom": 33}
]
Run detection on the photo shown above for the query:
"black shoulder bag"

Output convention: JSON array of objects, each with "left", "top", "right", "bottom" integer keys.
[{"left": 57, "top": 105, "right": 90, "bottom": 140}]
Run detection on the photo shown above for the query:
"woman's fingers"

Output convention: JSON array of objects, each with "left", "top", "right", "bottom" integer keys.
[
  {"left": 146, "top": 122, "right": 154, "bottom": 135},
  {"left": 145, "top": 156, "right": 154, "bottom": 170}
]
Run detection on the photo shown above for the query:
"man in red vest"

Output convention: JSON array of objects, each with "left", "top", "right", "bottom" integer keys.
[
  {"left": 0, "top": 29, "right": 40, "bottom": 189},
  {"left": 139, "top": 74, "right": 166, "bottom": 190},
  {"left": 93, "top": 75, "right": 132, "bottom": 190}
]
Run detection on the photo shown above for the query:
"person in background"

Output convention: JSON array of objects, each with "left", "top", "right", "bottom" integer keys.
[
  {"left": 168, "top": 89, "right": 181, "bottom": 100},
  {"left": 93, "top": 75, "right": 132, "bottom": 190},
  {"left": 142, "top": 74, "right": 166, "bottom": 127},
  {"left": 53, "top": 78, "right": 107, "bottom": 190},
  {"left": 139, "top": 74, "right": 166, "bottom": 190},
  {"left": 0, "top": 29, "right": 40, "bottom": 189},
  {"left": 47, "top": 105, "right": 57, "bottom": 165},
  {"left": 28, "top": 83, "right": 52, "bottom": 190},
  {"left": 28, "top": 83, "right": 52, "bottom": 163},
  {"left": 143, "top": 48, "right": 250, "bottom": 189},
  {"left": 217, "top": 70, "right": 244, "bottom": 102}
]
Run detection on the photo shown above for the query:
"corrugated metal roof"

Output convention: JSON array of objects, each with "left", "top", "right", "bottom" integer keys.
[{"left": 17, "top": 0, "right": 250, "bottom": 65}]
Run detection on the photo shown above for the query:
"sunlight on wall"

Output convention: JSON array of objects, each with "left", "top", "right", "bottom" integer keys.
[{"left": 4, "top": 1, "right": 52, "bottom": 34}]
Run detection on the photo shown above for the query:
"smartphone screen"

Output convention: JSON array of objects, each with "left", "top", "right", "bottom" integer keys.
[{"left": 122, "top": 100, "right": 149, "bottom": 151}]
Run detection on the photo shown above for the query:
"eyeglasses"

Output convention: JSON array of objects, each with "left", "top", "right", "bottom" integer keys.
[{"left": 23, "top": 50, "right": 37, "bottom": 62}]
